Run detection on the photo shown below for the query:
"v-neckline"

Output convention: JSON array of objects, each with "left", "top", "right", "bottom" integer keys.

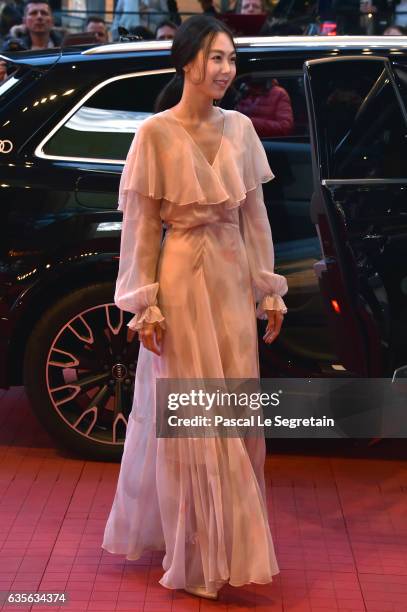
[{"left": 166, "top": 107, "right": 226, "bottom": 169}]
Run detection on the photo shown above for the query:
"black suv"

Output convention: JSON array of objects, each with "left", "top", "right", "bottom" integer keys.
[{"left": 1, "top": 36, "right": 406, "bottom": 459}]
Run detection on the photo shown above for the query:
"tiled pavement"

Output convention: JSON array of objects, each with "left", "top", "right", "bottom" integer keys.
[{"left": 1, "top": 387, "right": 407, "bottom": 612}]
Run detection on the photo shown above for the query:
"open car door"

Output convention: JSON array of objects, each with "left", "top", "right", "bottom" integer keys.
[{"left": 303, "top": 56, "right": 407, "bottom": 376}]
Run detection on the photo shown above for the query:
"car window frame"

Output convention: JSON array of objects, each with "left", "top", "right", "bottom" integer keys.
[
  {"left": 34, "top": 68, "right": 175, "bottom": 165},
  {"left": 307, "top": 56, "right": 407, "bottom": 184}
]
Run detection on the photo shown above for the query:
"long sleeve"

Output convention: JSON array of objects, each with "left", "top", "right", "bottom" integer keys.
[
  {"left": 115, "top": 192, "right": 165, "bottom": 331},
  {"left": 240, "top": 184, "right": 288, "bottom": 319}
]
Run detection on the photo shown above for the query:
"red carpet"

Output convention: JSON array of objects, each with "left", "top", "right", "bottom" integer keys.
[{"left": 1, "top": 387, "right": 406, "bottom": 611}]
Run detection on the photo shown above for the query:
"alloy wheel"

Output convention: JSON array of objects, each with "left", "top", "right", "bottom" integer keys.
[{"left": 45, "top": 303, "right": 138, "bottom": 446}]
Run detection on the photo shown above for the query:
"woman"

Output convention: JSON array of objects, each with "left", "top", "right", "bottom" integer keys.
[{"left": 102, "top": 15, "right": 288, "bottom": 600}]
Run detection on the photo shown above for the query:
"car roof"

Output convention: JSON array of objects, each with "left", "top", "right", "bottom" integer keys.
[
  {"left": 82, "top": 35, "right": 407, "bottom": 55},
  {"left": 2, "top": 35, "right": 406, "bottom": 67}
]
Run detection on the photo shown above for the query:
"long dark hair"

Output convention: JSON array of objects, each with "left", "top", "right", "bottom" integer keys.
[{"left": 154, "top": 15, "right": 236, "bottom": 113}]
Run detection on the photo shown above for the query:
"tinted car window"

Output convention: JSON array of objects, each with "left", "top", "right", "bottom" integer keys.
[
  {"left": 228, "top": 72, "right": 319, "bottom": 322},
  {"left": 309, "top": 59, "right": 407, "bottom": 179},
  {"left": 43, "top": 72, "right": 173, "bottom": 161},
  {"left": 229, "top": 73, "right": 314, "bottom": 246},
  {"left": 232, "top": 73, "right": 308, "bottom": 138},
  {"left": 0, "top": 65, "right": 35, "bottom": 108},
  {"left": 394, "top": 64, "right": 407, "bottom": 109}
]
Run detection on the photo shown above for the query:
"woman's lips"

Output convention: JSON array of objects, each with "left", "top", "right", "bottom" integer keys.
[{"left": 214, "top": 80, "right": 229, "bottom": 88}]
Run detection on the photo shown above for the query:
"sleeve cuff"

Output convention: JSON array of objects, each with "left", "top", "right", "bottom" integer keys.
[
  {"left": 114, "top": 282, "right": 160, "bottom": 314},
  {"left": 256, "top": 294, "right": 288, "bottom": 319},
  {"left": 127, "top": 305, "right": 166, "bottom": 331}
]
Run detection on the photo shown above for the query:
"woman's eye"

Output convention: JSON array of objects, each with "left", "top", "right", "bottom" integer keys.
[{"left": 211, "top": 55, "right": 236, "bottom": 62}]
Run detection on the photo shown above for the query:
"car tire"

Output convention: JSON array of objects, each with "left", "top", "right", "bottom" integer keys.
[{"left": 23, "top": 283, "right": 138, "bottom": 461}]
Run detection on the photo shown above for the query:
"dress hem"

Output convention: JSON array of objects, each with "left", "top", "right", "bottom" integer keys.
[
  {"left": 101, "top": 544, "right": 165, "bottom": 560},
  {"left": 159, "top": 573, "right": 280, "bottom": 591},
  {"left": 102, "top": 545, "right": 279, "bottom": 589}
]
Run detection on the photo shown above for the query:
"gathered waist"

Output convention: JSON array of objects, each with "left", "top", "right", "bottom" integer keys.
[{"left": 165, "top": 221, "right": 240, "bottom": 233}]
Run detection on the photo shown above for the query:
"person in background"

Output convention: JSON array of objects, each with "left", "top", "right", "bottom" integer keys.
[
  {"left": 0, "top": 58, "right": 7, "bottom": 80},
  {"left": 236, "top": 77, "right": 294, "bottom": 138},
  {"left": 394, "top": 0, "right": 407, "bottom": 27},
  {"left": 112, "top": 0, "right": 171, "bottom": 40},
  {"left": 2, "top": 0, "right": 63, "bottom": 50},
  {"left": 141, "top": 0, "right": 173, "bottom": 30},
  {"left": 155, "top": 18, "right": 177, "bottom": 39},
  {"left": 129, "top": 24, "right": 155, "bottom": 38},
  {"left": 383, "top": 23, "right": 407, "bottom": 32},
  {"left": 235, "top": 0, "right": 267, "bottom": 35},
  {"left": 111, "top": 0, "right": 141, "bottom": 40},
  {"left": 167, "top": 0, "right": 181, "bottom": 25},
  {"left": 237, "top": 0, "right": 265, "bottom": 14},
  {"left": 197, "top": 0, "right": 218, "bottom": 14},
  {"left": 334, "top": 0, "right": 389, "bottom": 34},
  {"left": 86, "top": 15, "right": 109, "bottom": 43},
  {"left": 260, "top": 20, "right": 305, "bottom": 34},
  {"left": 0, "top": 0, "right": 23, "bottom": 43}
]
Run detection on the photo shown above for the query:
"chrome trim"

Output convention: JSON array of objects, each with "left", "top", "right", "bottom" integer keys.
[
  {"left": 82, "top": 40, "right": 172, "bottom": 54},
  {"left": 34, "top": 68, "right": 175, "bottom": 163},
  {"left": 243, "top": 35, "right": 407, "bottom": 48},
  {"left": 386, "top": 57, "right": 407, "bottom": 125},
  {"left": 305, "top": 54, "right": 388, "bottom": 67},
  {"left": 392, "top": 364, "right": 407, "bottom": 382},
  {"left": 0, "top": 53, "right": 16, "bottom": 63},
  {"left": 63, "top": 106, "right": 150, "bottom": 133},
  {"left": 82, "top": 35, "right": 407, "bottom": 56},
  {"left": 322, "top": 179, "right": 407, "bottom": 186},
  {"left": 0, "top": 75, "right": 19, "bottom": 97}
]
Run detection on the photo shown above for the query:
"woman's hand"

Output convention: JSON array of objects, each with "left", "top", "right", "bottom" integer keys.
[
  {"left": 263, "top": 309, "right": 284, "bottom": 344},
  {"left": 138, "top": 322, "right": 165, "bottom": 356}
]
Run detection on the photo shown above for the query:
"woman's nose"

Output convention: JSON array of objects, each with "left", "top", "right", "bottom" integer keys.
[{"left": 221, "top": 60, "right": 232, "bottom": 74}]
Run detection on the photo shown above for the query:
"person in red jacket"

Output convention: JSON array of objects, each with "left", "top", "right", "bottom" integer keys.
[{"left": 236, "top": 78, "right": 294, "bottom": 138}]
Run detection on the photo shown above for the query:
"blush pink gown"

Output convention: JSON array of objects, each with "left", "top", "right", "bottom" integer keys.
[{"left": 102, "top": 108, "right": 288, "bottom": 592}]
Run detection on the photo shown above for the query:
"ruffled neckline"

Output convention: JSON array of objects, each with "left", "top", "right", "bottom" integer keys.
[
  {"left": 118, "top": 108, "right": 274, "bottom": 211},
  {"left": 163, "top": 108, "right": 226, "bottom": 170}
]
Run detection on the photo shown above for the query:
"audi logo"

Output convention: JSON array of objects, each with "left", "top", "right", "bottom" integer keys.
[{"left": 0, "top": 140, "right": 13, "bottom": 154}]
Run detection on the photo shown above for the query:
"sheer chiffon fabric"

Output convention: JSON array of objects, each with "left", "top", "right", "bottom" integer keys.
[{"left": 102, "top": 108, "right": 288, "bottom": 591}]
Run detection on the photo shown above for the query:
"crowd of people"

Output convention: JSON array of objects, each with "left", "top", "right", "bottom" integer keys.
[
  {"left": 0, "top": 0, "right": 275, "bottom": 53},
  {"left": 0, "top": 0, "right": 160, "bottom": 51},
  {"left": 0, "top": 0, "right": 406, "bottom": 54}
]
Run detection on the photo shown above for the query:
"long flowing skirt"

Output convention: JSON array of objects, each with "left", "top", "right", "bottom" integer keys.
[{"left": 102, "top": 223, "right": 279, "bottom": 591}]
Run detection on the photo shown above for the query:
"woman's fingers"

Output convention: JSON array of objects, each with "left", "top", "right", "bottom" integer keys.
[
  {"left": 274, "top": 311, "right": 284, "bottom": 337},
  {"left": 263, "top": 310, "right": 284, "bottom": 344},
  {"left": 155, "top": 324, "right": 163, "bottom": 346},
  {"left": 263, "top": 311, "right": 276, "bottom": 343},
  {"left": 138, "top": 323, "right": 164, "bottom": 356},
  {"left": 143, "top": 326, "right": 160, "bottom": 355}
]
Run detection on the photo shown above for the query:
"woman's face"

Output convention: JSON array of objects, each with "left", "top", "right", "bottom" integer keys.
[{"left": 184, "top": 32, "right": 236, "bottom": 100}]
